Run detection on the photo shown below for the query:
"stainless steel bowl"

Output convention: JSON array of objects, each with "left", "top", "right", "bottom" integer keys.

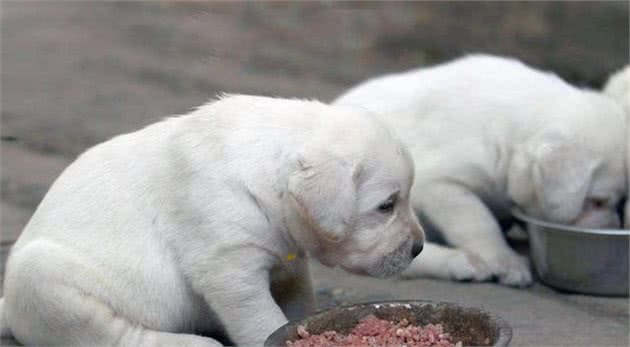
[
  {"left": 264, "top": 300, "right": 512, "bottom": 346},
  {"left": 512, "top": 208, "right": 629, "bottom": 296}
]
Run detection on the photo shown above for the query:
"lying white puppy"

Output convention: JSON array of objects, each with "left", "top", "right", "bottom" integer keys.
[
  {"left": 0, "top": 95, "right": 424, "bottom": 346},
  {"left": 603, "top": 65, "right": 630, "bottom": 227},
  {"left": 334, "top": 55, "right": 626, "bottom": 287}
]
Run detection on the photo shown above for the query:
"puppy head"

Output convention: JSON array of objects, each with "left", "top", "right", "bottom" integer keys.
[
  {"left": 508, "top": 95, "right": 626, "bottom": 228},
  {"left": 286, "top": 110, "right": 424, "bottom": 278}
]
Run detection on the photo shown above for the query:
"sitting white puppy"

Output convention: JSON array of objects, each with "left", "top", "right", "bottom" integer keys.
[
  {"left": 0, "top": 95, "right": 424, "bottom": 346},
  {"left": 334, "top": 55, "right": 626, "bottom": 287},
  {"left": 603, "top": 65, "right": 630, "bottom": 227}
]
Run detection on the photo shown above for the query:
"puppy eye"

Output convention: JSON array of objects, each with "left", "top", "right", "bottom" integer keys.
[
  {"left": 377, "top": 195, "right": 397, "bottom": 213},
  {"left": 589, "top": 197, "right": 608, "bottom": 209}
]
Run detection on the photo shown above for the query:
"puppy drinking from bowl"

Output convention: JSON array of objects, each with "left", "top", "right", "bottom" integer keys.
[
  {"left": 334, "top": 54, "right": 627, "bottom": 287},
  {"left": 0, "top": 95, "right": 424, "bottom": 346}
]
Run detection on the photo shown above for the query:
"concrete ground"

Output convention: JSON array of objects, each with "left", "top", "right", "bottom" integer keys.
[{"left": 1, "top": 2, "right": 628, "bottom": 346}]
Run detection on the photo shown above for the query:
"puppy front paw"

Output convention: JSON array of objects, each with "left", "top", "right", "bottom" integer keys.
[
  {"left": 447, "top": 250, "right": 493, "bottom": 282},
  {"left": 483, "top": 251, "right": 533, "bottom": 287}
]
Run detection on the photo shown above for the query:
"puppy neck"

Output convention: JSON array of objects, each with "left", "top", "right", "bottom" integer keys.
[{"left": 282, "top": 194, "right": 325, "bottom": 258}]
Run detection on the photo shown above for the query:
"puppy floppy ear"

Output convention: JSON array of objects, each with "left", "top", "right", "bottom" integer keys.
[
  {"left": 531, "top": 139, "right": 600, "bottom": 223},
  {"left": 287, "top": 153, "right": 360, "bottom": 243}
]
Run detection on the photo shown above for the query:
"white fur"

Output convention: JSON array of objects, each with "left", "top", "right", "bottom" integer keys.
[
  {"left": 603, "top": 65, "right": 630, "bottom": 227},
  {"left": 604, "top": 66, "right": 630, "bottom": 115},
  {"left": 335, "top": 55, "right": 627, "bottom": 287},
  {"left": 1, "top": 95, "right": 423, "bottom": 346}
]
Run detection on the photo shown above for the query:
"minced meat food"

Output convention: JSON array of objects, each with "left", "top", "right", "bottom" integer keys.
[{"left": 286, "top": 315, "right": 463, "bottom": 347}]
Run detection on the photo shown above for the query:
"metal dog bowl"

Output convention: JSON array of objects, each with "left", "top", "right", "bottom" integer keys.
[
  {"left": 512, "top": 208, "right": 629, "bottom": 296},
  {"left": 265, "top": 300, "right": 512, "bottom": 346}
]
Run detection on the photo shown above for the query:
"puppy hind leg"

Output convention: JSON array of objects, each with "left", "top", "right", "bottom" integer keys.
[
  {"left": 4, "top": 242, "right": 221, "bottom": 347},
  {"left": 16, "top": 287, "right": 223, "bottom": 347},
  {"left": 399, "top": 242, "right": 493, "bottom": 282},
  {"left": 31, "top": 290, "right": 224, "bottom": 347},
  {"left": 131, "top": 329, "right": 223, "bottom": 347}
]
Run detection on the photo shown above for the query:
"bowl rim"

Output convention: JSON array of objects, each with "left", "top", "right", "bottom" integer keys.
[
  {"left": 264, "top": 299, "right": 513, "bottom": 347},
  {"left": 511, "top": 208, "right": 630, "bottom": 235}
]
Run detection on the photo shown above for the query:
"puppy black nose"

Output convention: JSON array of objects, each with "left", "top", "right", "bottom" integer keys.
[{"left": 411, "top": 242, "right": 423, "bottom": 258}]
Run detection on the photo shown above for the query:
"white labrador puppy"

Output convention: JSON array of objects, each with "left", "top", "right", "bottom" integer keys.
[
  {"left": 334, "top": 55, "right": 626, "bottom": 287},
  {"left": 603, "top": 65, "right": 630, "bottom": 227},
  {"left": 0, "top": 95, "right": 424, "bottom": 346}
]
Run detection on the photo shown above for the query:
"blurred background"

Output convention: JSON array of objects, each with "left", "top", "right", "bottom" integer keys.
[
  {"left": 2, "top": 1, "right": 629, "bottom": 243},
  {"left": 1, "top": 2, "right": 629, "bottom": 346}
]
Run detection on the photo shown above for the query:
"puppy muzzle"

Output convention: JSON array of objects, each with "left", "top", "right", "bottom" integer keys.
[
  {"left": 411, "top": 242, "right": 423, "bottom": 258},
  {"left": 367, "top": 239, "right": 415, "bottom": 278}
]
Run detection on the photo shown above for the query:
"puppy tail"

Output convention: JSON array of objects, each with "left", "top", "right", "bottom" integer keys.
[{"left": 0, "top": 297, "right": 12, "bottom": 338}]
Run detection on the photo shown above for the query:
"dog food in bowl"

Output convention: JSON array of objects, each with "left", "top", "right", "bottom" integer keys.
[
  {"left": 287, "top": 315, "right": 464, "bottom": 347},
  {"left": 265, "top": 301, "right": 512, "bottom": 347}
]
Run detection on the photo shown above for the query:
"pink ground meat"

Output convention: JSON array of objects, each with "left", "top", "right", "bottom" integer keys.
[{"left": 287, "top": 315, "right": 463, "bottom": 347}]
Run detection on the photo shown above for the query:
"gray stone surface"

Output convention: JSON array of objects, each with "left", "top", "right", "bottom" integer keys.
[{"left": 1, "top": 2, "right": 628, "bottom": 346}]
